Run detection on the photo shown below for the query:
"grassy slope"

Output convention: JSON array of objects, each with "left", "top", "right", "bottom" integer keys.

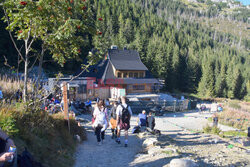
[
  {"left": 181, "top": 0, "right": 249, "bottom": 41},
  {"left": 0, "top": 105, "right": 86, "bottom": 167}
]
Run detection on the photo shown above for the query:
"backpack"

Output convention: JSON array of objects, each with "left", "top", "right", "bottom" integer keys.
[{"left": 121, "top": 105, "right": 130, "bottom": 123}]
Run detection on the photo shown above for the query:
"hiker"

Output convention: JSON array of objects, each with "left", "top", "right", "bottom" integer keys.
[
  {"left": 0, "top": 128, "right": 15, "bottom": 165},
  {"left": 105, "top": 99, "right": 110, "bottom": 107},
  {"left": 116, "top": 96, "right": 132, "bottom": 147},
  {"left": 92, "top": 99, "right": 109, "bottom": 145},
  {"left": 0, "top": 87, "right": 3, "bottom": 102},
  {"left": 147, "top": 112, "right": 155, "bottom": 130},
  {"left": 15, "top": 89, "right": 21, "bottom": 102},
  {"left": 110, "top": 101, "right": 118, "bottom": 139},
  {"left": 85, "top": 99, "right": 92, "bottom": 112},
  {"left": 212, "top": 113, "right": 218, "bottom": 127},
  {"left": 137, "top": 110, "right": 147, "bottom": 131}
]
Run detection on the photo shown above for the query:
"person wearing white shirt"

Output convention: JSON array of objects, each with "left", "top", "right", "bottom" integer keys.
[{"left": 92, "top": 100, "right": 108, "bottom": 146}]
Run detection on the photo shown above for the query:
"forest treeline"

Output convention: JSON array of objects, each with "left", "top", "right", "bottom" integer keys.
[
  {"left": 0, "top": 0, "right": 249, "bottom": 100},
  {"left": 92, "top": 0, "right": 250, "bottom": 100}
]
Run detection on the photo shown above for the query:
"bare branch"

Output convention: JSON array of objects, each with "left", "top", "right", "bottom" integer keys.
[
  {"left": 3, "top": 55, "right": 12, "bottom": 68},
  {"left": 3, "top": 8, "right": 25, "bottom": 61},
  {"left": 28, "top": 54, "right": 39, "bottom": 73}
]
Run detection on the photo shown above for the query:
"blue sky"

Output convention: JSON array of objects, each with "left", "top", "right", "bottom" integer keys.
[{"left": 237, "top": 0, "right": 250, "bottom": 5}]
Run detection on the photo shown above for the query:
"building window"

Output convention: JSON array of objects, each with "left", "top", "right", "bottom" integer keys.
[
  {"left": 139, "top": 72, "right": 144, "bottom": 78},
  {"left": 124, "top": 72, "right": 128, "bottom": 78},
  {"left": 133, "top": 85, "right": 145, "bottom": 90},
  {"left": 118, "top": 72, "right": 122, "bottom": 78},
  {"left": 134, "top": 72, "right": 138, "bottom": 78},
  {"left": 129, "top": 72, "right": 133, "bottom": 78}
]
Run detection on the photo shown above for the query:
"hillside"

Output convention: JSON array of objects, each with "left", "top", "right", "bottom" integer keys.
[
  {"left": 92, "top": 0, "right": 250, "bottom": 99},
  {"left": 0, "top": 0, "right": 249, "bottom": 100}
]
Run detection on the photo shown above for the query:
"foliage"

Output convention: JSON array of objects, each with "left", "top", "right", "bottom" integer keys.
[
  {"left": 203, "top": 124, "right": 212, "bottom": 133},
  {"left": 1, "top": 0, "right": 97, "bottom": 65},
  {"left": 223, "top": 130, "right": 247, "bottom": 137},
  {"left": 218, "top": 108, "right": 249, "bottom": 130},
  {"left": 0, "top": 73, "right": 32, "bottom": 99},
  {"left": 228, "top": 101, "right": 241, "bottom": 109},
  {"left": 0, "top": 104, "right": 86, "bottom": 167},
  {"left": 0, "top": 112, "right": 19, "bottom": 136},
  {"left": 88, "top": 0, "right": 249, "bottom": 99},
  {"left": 0, "top": 0, "right": 249, "bottom": 100},
  {"left": 203, "top": 124, "right": 221, "bottom": 135},
  {"left": 211, "top": 126, "right": 221, "bottom": 135},
  {"left": 1, "top": 0, "right": 101, "bottom": 101}
]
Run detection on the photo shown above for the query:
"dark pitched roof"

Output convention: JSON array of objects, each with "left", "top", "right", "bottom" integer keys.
[
  {"left": 108, "top": 49, "right": 148, "bottom": 71},
  {"left": 76, "top": 59, "right": 108, "bottom": 79}
]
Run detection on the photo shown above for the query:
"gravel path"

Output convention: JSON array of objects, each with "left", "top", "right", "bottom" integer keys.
[
  {"left": 74, "top": 111, "right": 248, "bottom": 167},
  {"left": 74, "top": 115, "right": 142, "bottom": 167},
  {"left": 159, "top": 111, "right": 236, "bottom": 132},
  {"left": 130, "top": 111, "right": 250, "bottom": 167}
]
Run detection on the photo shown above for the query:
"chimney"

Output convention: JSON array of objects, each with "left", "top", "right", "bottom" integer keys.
[{"left": 111, "top": 45, "right": 118, "bottom": 50}]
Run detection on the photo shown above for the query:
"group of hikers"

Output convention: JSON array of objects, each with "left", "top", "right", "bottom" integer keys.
[{"left": 91, "top": 96, "right": 156, "bottom": 147}]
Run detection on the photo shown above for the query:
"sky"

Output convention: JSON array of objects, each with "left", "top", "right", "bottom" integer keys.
[{"left": 237, "top": 0, "right": 250, "bottom": 5}]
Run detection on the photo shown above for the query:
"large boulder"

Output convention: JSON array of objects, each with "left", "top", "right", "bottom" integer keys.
[
  {"left": 142, "top": 138, "right": 158, "bottom": 148},
  {"left": 170, "top": 159, "right": 197, "bottom": 167}
]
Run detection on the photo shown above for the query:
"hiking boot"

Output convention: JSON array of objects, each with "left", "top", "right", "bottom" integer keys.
[
  {"left": 116, "top": 139, "right": 121, "bottom": 144},
  {"left": 124, "top": 144, "right": 128, "bottom": 147}
]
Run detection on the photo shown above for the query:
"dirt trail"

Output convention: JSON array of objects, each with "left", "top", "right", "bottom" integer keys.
[
  {"left": 130, "top": 111, "right": 250, "bottom": 167},
  {"left": 74, "top": 112, "right": 250, "bottom": 167},
  {"left": 74, "top": 115, "right": 142, "bottom": 167}
]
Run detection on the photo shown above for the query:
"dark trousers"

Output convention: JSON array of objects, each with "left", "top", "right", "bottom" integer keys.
[{"left": 95, "top": 126, "right": 105, "bottom": 142}]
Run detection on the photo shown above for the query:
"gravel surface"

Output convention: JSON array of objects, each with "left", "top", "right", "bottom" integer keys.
[
  {"left": 159, "top": 111, "right": 236, "bottom": 132},
  {"left": 74, "top": 111, "right": 249, "bottom": 167},
  {"left": 74, "top": 115, "right": 142, "bottom": 167}
]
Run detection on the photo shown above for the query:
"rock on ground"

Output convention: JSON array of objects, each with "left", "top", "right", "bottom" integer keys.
[{"left": 169, "top": 159, "right": 197, "bottom": 167}]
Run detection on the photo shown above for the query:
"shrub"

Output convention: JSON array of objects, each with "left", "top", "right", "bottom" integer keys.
[
  {"left": 0, "top": 105, "right": 86, "bottom": 167},
  {"left": 0, "top": 113, "right": 19, "bottom": 136},
  {"left": 203, "top": 124, "right": 221, "bottom": 135},
  {"left": 203, "top": 124, "right": 212, "bottom": 133},
  {"left": 211, "top": 126, "right": 221, "bottom": 135}
]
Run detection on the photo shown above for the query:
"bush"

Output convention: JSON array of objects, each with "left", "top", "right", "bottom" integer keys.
[
  {"left": 0, "top": 104, "right": 86, "bottom": 167},
  {"left": 203, "top": 124, "right": 221, "bottom": 135},
  {"left": 203, "top": 124, "right": 212, "bottom": 133},
  {"left": 211, "top": 126, "right": 221, "bottom": 135},
  {"left": 0, "top": 113, "right": 19, "bottom": 136}
]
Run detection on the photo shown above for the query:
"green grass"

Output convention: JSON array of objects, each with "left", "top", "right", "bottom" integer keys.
[
  {"left": 223, "top": 130, "right": 247, "bottom": 137},
  {"left": 162, "top": 150, "right": 173, "bottom": 155},
  {"left": 0, "top": 103, "right": 86, "bottom": 167},
  {"left": 228, "top": 101, "right": 241, "bottom": 109}
]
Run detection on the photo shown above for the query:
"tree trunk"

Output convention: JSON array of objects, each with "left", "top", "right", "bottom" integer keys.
[{"left": 23, "top": 56, "right": 28, "bottom": 102}]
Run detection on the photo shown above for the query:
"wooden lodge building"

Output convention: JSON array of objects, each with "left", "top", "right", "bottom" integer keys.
[{"left": 47, "top": 46, "right": 160, "bottom": 100}]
